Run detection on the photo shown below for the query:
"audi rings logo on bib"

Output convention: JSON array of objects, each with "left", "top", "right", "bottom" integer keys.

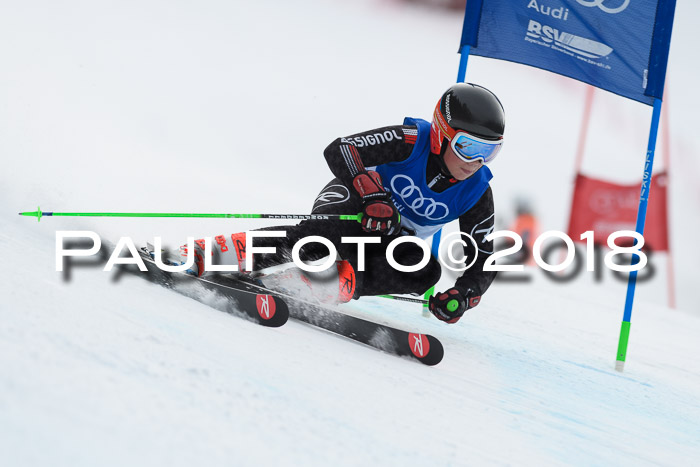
[
  {"left": 575, "top": 0, "right": 630, "bottom": 14},
  {"left": 390, "top": 175, "right": 449, "bottom": 221}
]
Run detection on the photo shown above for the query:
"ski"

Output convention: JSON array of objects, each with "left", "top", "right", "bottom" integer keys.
[
  {"left": 225, "top": 277, "right": 444, "bottom": 366},
  {"left": 122, "top": 247, "right": 441, "bottom": 364},
  {"left": 124, "top": 248, "right": 289, "bottom": 327}
]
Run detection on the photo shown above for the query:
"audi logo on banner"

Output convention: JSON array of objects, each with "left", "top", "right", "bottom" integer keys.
[
  {"left": 390, "top": 174, "right": 449, "bottom": 221},
  {"left": 575, "top": 0, "right": 630, "bottom": 14}
]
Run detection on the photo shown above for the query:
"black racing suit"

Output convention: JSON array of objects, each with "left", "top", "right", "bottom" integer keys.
[{"left": 252, "top": 123, "right": 497, "bottom": 299}]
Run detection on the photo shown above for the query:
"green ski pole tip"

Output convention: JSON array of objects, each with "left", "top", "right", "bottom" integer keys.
[{"left": 19, "top": 207, "right": 42, "bottom": 222}]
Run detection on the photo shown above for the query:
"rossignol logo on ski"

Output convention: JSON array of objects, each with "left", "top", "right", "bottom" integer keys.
[
  {"left": 336, "top": 260, "right": 356, "bottom": 303},
  {"left": 256, "top": 294, "right": 277, "bottom": 320},
  {"left": 408, "top": 333, "right": 430, "bottom": 358}
]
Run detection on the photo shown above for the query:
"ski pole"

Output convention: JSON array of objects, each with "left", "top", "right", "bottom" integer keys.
[
  {"left": 378, "top": 294, "right": 429, "bottom": 305},
  {"left": 18, "top": 207, "right": 361, "bottom": 223},
  {"left": 21, "top": 207, "right": 436, "bottom": 305},
  {"left": 379, "top": 294, "right": 464, "bottom": 317}
]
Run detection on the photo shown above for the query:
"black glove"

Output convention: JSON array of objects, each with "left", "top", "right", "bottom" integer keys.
[
  {"left": 352, "top": 171, "right": 401, "bottom": 235},
  {"left": 428, "top": 286, "right": 481, "bottom": 324}
]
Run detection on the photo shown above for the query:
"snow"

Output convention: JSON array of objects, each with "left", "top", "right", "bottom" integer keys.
[{"left": 2, "top": 0, "right": 700, "bottom": 465}]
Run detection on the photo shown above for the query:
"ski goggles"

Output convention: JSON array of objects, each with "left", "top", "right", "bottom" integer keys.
[{"left": 450, "top": 132, "right": 503, "bottom": 164}]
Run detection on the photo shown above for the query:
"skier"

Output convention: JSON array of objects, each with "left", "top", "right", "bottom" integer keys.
[{"left": 177, "top": 83, "right": 504, "bottom": 324}]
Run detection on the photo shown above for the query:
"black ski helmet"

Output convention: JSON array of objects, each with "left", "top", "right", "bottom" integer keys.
[{"left": 430, "top": 83, "right": 505, "bottom": 156}]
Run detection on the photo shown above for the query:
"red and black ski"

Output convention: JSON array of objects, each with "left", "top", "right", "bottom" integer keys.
[
  {"left": 127, "top": 248, "right": 441, "bottom": 364},
  {"left": 128, "top": 248, "right": 289, "bottom": 327},
  {"left": 225, "top": 277, "right": 444, "bottom": 366}
]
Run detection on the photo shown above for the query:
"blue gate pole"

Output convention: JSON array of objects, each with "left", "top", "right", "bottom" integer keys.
[
  {"left": 423, "top": 45, "right": 472, "bottom": 311},
  {"left": 615, "top": 98, "right": 663, "bottom": 372},
  {"left": 456, "top": 45, "right": 471, "bottom": 83}
]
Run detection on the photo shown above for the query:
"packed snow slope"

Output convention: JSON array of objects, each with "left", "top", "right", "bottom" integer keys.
[{"left": 2, "top": 0, "right": 700, "bottom": 465}]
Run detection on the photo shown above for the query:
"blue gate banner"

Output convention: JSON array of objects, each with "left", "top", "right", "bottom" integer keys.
[{"left": 461, "top": 0, "right": 676, "bottom": 105}]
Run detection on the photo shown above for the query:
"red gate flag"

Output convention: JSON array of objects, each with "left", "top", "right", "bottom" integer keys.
[{"left": 567, "top": 172, "right": 669, "bottom": 251}]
